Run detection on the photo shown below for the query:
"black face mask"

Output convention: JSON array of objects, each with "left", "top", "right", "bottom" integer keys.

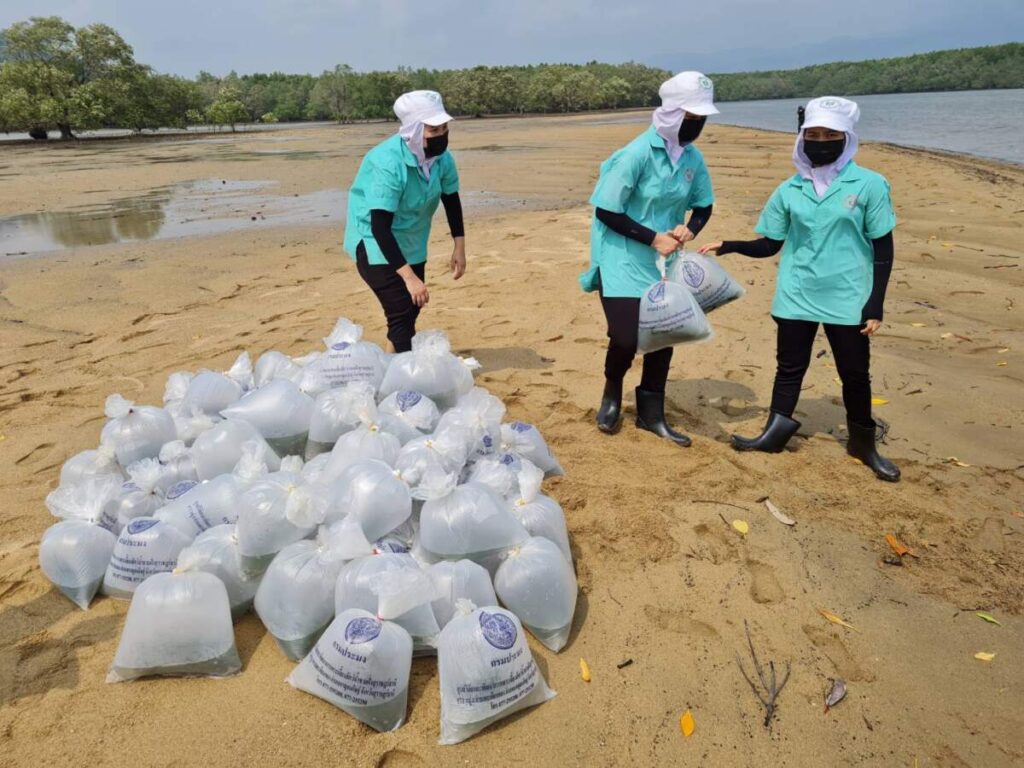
[
  {"left": 677, "top": 116, "right": 706, "bottom": 144},
  {"left": 803, "top": 137, "right": 845, "bottom": 167},
  {"left": 424, "top": 132, "right": 449, "bottom": 158}
]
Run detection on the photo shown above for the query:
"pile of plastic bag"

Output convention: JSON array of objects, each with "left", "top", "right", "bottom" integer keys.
[{"left": 39, "top": 319, "right": 575, "bottom": 744}]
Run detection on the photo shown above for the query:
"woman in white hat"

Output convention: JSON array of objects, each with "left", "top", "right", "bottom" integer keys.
[
  {"left": 579, "top": 71, "right": 718, "bottom": 445},
  {"left": 699, "top": 96, "right": 900, "bottom": 481},
  {"left": 343, "top": 90, "right": 466, "bottom": 352}
]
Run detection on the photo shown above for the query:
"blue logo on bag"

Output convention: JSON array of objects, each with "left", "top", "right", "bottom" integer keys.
[
  {"left": 480, "top": 611, "right": 517, "bottom": 650},
  {"left": 397, "top": 391, "right": 422, "bottom": 412},
  {"left": 121, "top": 482, "right": 141, "bottom": 493},
  {"left": 373, "top": 539, "right": 409, "bottom": 554},
  {"left": 330, "top": 342, "right": 351, "bottom": 351},
  {"left": 127, "top": 518, "right": 159, "bottom": 535},
  {"left": 345, "top": 617, "right": 381, "bottom": 645},
  {"left": 499, "top": 453, "right": 516, "bottom": 466},
  {"left": 167, "top": 480, "right": 198, "bottom": 500},
  {"left": 510, "top": 421, "right": 532, "bottom": 434},
  {"left": 682, "top": 260, "right": 705, "bottom": 289},
  {"left": 648, "top": 282, "right": 666, "bottom": 303},
  {"left": 482, "top": 434, "right": 493, "bottom": 448}
]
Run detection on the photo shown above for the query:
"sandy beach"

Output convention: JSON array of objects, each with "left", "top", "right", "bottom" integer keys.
[{"left": 1, "top": 113, "right": 1022, "bottom": 767}]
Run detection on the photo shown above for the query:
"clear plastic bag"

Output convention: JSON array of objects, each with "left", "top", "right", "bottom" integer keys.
[
  {"left": 435, "top": 388, "right": 505, "bottom": 460},
  {"left": 100, "top": 395, "right": 178, "bottom": 468},
  {"left": 324, "top": 458, "right": 411, "bottom": 540},
  {"left": 107, "top": 571, "right": 240, "bottom": 682},
  {"left": 299, "top": 318, "right": 388, "bottom": 395},
  {"left": 155, "top": 440, "right": 199, "bottom": 494},
  {"left": 666, "top": 250, "right": 745, "bottom": 313},
  {"left": 377, "top": 390, "right": 441, "bottom": 436},
  {"left": 101, "top": 458, "right": 166, "bottom": 533},
  {"left": 220, "top": 379, "right": 313, "bottom": 458},
  {"left": 45, "top": 473, "right": 124, "bottom": 532},
  {"left": 287, "top": 609, "right": 413, "bottom": 733},
  {"left": 235, "top": 471, "right": 324, "bottom": 576},
  {"left": 305, "top": 381, "right": 377, "bottom": 459},
  {"left": 334, "top": 552, "right": 441, "bottom": 653},
  {"left": 500, "top": 421, "right": 564, "bottom": 477},
  {"left": 437, "top": 601, "right": 555, "bottom": 744},
  {"left": 190, "top": 419, "right": 281, "bottom": 481},
  {"left": 511, "top": 461, "right": 572, "bottom": 563},
  {"left": 637, "top": 277, "right": 712, "bottom": 354},
  {"left": 462, "top": 454, "right": 519, "bottom": 499},
  {"left": 39, "top": 520, "right": 117, "bottom": 609},
  {"left": 394, "top": 426, "right": 475, "bottom": 492},
  {"left": 254, "top": 533, "right": 352, "bottom": 660},
  {"left": 428, "top": 560, "right": 498, "bottom": 630},
  {"left": 321, "top": 417, "right": 402, "bottom": 480},
  {"left": 418, "top": 473, "right": 529, "bottom": 569},
  {"left": 167, "top": 402, "right": 219, "bottom": 446},
  {"left": 102, "top": 517, "right": 194, "bottom": 600},
  {"left": 154, "top": 472, "right": 243, "bottom": 539},
  {"left": 254, "top": 350, "right": 304, "bottom": 388},
  {"left": 176, "top": 524, "right": 260, "bottom": 620},
  {"left": 493, "top": 537, "right": 578, "bottom": 652},
  {"left": 180, "top": 370, "right": 244, "bottom": 417},
  {"left": 60, "top": 445, "right": 122, "bottom": 486},
  {"left": 378, "top": 331, "right": 479, "bottom": 411}
]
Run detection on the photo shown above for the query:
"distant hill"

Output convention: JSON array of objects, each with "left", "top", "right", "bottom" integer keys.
[{"left": 711, "top": 43, "right": 1024, "bottom": 101}]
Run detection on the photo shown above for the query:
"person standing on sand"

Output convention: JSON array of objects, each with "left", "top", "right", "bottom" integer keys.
[
  {"left": 580, "top": 71, "right": 718, "bottom": 446},
  {"left": 699, "top": 96, "right": 900, "bottom": 482},
  {"left": 344, "top": 90, "right": 467, "bottom": 353}
]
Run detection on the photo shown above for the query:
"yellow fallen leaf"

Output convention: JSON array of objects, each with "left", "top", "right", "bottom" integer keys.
[
  {"left": 998, "top": 348, "right": 1010, "bottom": 353},
  {"left": 940, "top": 332, "right": 953, "bottom": 339},
  {"left": 833, "top": 377, "right": 842, "bottom": 384},
  {"left": 945, "top": 456, "right": 971, "bottom": 467},
  {"left": 680, "top": 709, "right": 695, "bottom": 738},
  {"left": 910, "top": 322, "right": 927, "bottom": 328},
  {"left": 996, "top": 361, "right": 1007, "bottom": 367},
  {"left": 885, "top": 533, "right": 914, "bottom": 558},
  {"left": 871, "top": 398, "right": 889, "bottom": 406},
  {"left": 732, "top": 519, "right": 749, "bottom": 536},
  {"left": 977, "top": 612, "right": 1002, "bottom": 626},
  {"left": 974, "top": 652, "right": 996, "bottom": 662},
  {"left": 818, "top": 608, "right": 860, "bottom": 633},
  {"left": 942, "top": 242, "right": 953, "bottom": 248},
  {"left": 579, "top": 658, "right": 591, "bottom": 683}
]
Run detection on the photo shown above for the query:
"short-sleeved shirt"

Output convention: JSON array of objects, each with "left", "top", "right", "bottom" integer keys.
[
  {"left": 343, "top": 134, "right": 460, "bottom": 266},
  {"left": 755, "top": 161, "right": 896, "bottom": 325},
  {"left": 580, "top": 125, "right": 715, "bottom": 298}
]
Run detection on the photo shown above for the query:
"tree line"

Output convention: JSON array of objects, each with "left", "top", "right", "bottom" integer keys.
[{"left": 1, "top": 16, "right": 1021, "bottom": 139}]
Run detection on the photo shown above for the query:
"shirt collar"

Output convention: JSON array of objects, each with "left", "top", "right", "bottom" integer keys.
[
  {"left": 395, "top": 133, "right": 420, "bottom": 167},
  {"left": 647, "top": 125, "right": 690, "bottom": 159}
]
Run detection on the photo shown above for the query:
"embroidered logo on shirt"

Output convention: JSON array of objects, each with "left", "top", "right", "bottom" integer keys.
[
  {"left": 684, "top": 168, "right": 695, "bottom": 183},
  {"left": 843, "top": 194, "right": 859, "bottom": 210}
]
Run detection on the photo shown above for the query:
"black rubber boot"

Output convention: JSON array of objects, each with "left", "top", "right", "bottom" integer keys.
[
  {"left": 596, "top": 378, "right": 623, "bottom": 434},
  {"left": 635, "top": 387, "right": 691, "bottom": 446},
  {"left": 847, "top": 420, "right": 901, "bottom": 482},
  {"left": 731, "top": 411, "right": 801, "bottom": 453}
]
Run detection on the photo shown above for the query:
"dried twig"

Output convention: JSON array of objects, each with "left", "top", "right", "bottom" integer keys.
[{"left": 735, "top": 620, "right": 791, "bottom": 728}]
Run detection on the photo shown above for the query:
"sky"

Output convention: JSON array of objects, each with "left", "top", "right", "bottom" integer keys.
[{"left": 1, "top": 0, "right": 1022, "bottom": 77}]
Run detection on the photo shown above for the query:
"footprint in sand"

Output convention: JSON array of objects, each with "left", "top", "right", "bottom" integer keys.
[
  {"left": 375, "top": 749, "right": 425, "bottom": 768},
  {"left": 802, "top": 624, "right": 875, "bottom": 682},
  {"left": 746, "top": 560, "right": 786, "bottom": 605},
  {"left": 643, "top": 605, "right": 719, "bottom": 639},
  {"left": 691, "top": 522, "right": 739, "bottom": 566}
]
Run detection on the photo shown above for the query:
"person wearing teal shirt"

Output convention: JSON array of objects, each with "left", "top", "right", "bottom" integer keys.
[
  {"left": 700, "top": 96, "right": 900, "bottom": 482},
  {"left": 580, "top": 71, "right": 718, "bottom": 446},
  {"left": 344, "top": 90, "right": 467, "bottom": 353}
]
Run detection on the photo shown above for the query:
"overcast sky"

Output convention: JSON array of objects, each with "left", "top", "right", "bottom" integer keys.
[{"left": 2, "top": 1, "right": 1022, "bottom": 77}]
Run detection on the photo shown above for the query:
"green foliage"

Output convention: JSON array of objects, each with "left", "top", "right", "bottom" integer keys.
[
  {"left": 1, "top": 15, "right": 1020, "bottom": 137},
  {"left": 712, "top": 43, "right": 1024, "bottom": 101}
]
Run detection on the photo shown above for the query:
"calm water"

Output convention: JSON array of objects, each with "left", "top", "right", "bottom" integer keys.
[
  {"left": 586, "top": 89, "right": 1024, "bottom": 165},
  {"left": 715, "top": 89, "right": 1024, "bottom": 165}
]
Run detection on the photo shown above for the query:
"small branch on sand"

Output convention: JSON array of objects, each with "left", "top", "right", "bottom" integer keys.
[{"left": 735, "top": 620, "right": 791, "bottom": 728}]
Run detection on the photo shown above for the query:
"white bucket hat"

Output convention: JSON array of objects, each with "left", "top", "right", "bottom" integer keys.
[
  {"left": 658, "top": 71, "right": 719, "bottom": 116},
  {"left": 393, "top": 90, "right": 453, "bottom": 128},
  {"left": 802, "top": 96, "right": 860, "bottom": 133}
]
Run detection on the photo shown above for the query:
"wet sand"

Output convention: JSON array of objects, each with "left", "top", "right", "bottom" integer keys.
[{"left": 1, "top": 114, "right": 1022, "bottom": 767}]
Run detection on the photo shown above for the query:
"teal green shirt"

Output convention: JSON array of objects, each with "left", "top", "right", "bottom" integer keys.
[
  {"left": 580, "top": 126, "right": 714, "bottom": 298},
  {"left": 755, "top": 161, "right": 897, "bottom": 325},
  {"left": 344, "top": 134, "right": 460, "bottom": 266}
]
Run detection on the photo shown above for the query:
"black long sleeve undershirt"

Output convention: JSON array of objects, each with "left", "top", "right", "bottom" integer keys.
[
  {"left": 369, "top": 193, "right": 465, "bottom": 271},
  {"left": 595, "top": 204, "right": 714, "bottom": 246},
  {"left": 717, "top": 232, "right": 895, "bottom": 321},
  {"left": 441, "top": 191, "right": 465, "bottom": 238}
]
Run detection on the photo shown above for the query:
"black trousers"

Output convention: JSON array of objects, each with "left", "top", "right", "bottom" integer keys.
[
  {"left": 599, "top": 287, "right": 674, "bottom": 393},
  {"left": 771, "top": 316, "right": 873, "bottom": 427},
  {"left": 356, "top": 241, "right": 426, "bottom": 353}
]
